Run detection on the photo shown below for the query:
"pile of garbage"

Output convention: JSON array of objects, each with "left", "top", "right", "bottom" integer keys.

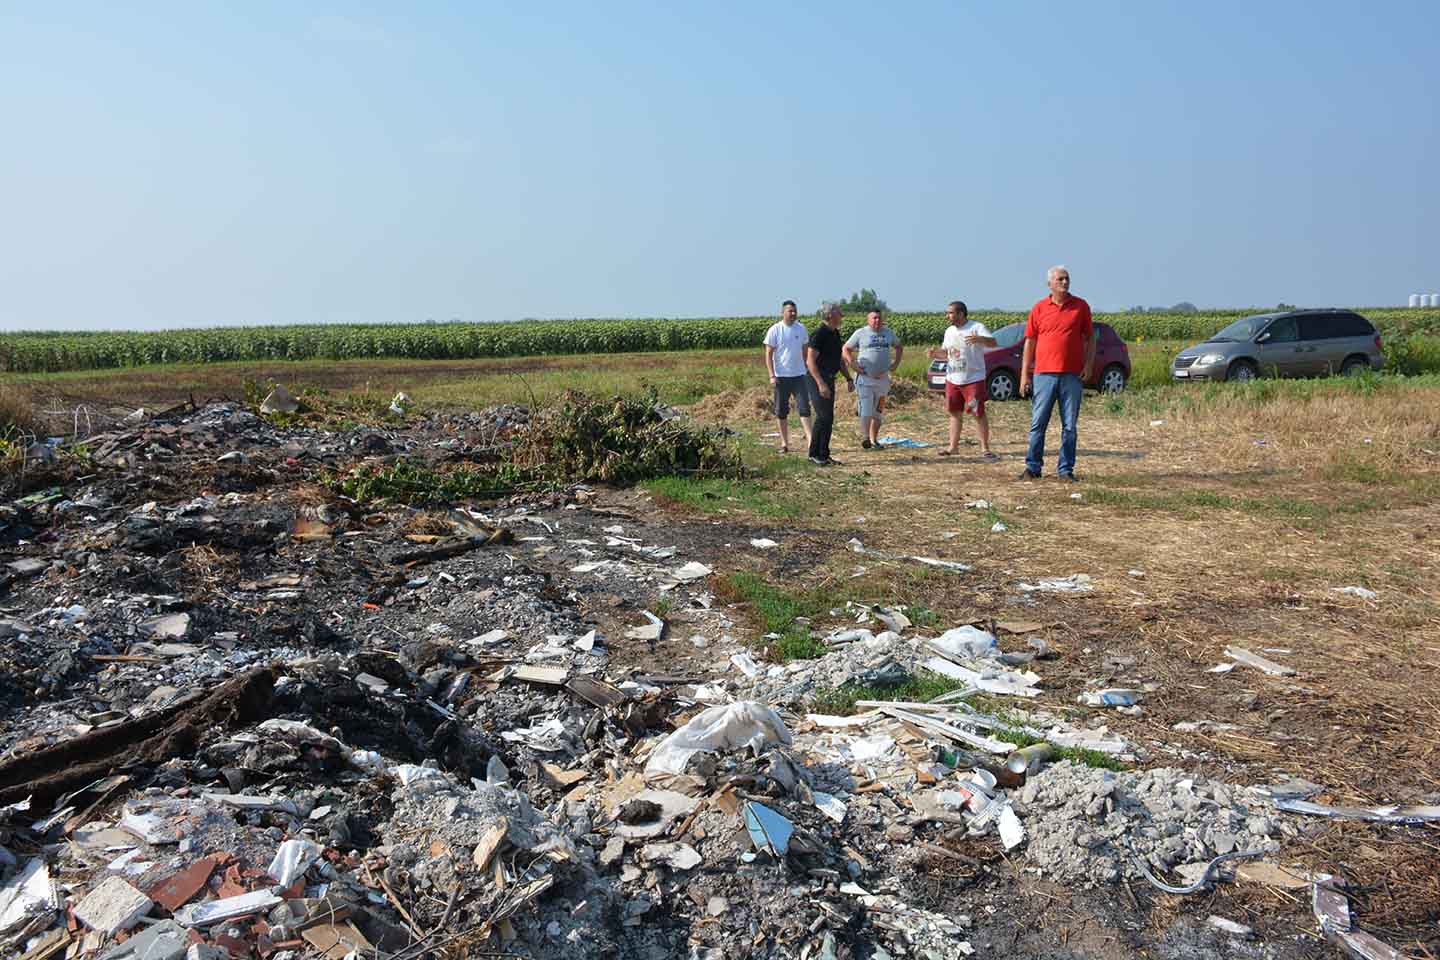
[{"left": 2, "top": 398, "right": 1435, "bottom": 960}]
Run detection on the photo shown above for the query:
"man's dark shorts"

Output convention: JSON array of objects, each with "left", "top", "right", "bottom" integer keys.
[{"left": 774, "top": 375, "right": 812, "bottom": 419}]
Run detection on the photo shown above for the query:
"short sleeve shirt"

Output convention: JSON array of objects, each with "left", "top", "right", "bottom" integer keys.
[
  {"left": 1025, "top": 296, "right": 1093, "bottom": 375},
  {"left": 844, "top": 325, "right": 900, "bottom": 387},
  {"left": 942, "top": 320, "right": 993, "bottom": 386},
  {"left": 807, "top": 324, "right": 845, "bottom": 378},
  {"left": 764, "top": 320, "right": 810, "bottom": 378}
]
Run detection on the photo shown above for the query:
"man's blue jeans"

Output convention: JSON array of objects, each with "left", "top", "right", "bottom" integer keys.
[{"left": 1026, "top": 372, "right": 1083, "bottom": 477}]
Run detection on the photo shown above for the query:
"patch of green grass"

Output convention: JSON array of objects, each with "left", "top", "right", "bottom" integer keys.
[
  {"left": 988, "top": 726, "right": 1129, "bottom": 772},
  {"left": 908, "top": 605, "right": 940, "bottom": 629},
  {"left": 715, "top": 571, "right": 832, "bottom": 661},
  {"left": 774, "top": 633, "right": 829, "bottom": 661},
  {"left": 643, "top": 475, "right": 804, "bottom": 518},
  {"left": 811, "top": 669, "right": 971, "bottom": 714},
  {"left": 325, "top": 458, "right": 535, "bottom": 505},
  {"left": 1083, "top": 484, "right": 1381, "bottom": 524},
  {"left": 1322, "top": 454, "right": 1399, "bottom": 485}
]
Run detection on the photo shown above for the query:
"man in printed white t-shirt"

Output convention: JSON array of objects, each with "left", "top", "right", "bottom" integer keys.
[
  {"left": 764, "top": 300, "right": 813, "bottom": 453},
  {"left": 927, "top": 300, "right": 997, "bottom": 458},
  {"left": 843, "top": 309, "right": 903, "bottom": 450}
]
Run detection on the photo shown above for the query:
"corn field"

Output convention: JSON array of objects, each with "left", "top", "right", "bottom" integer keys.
[{"left": 2, "top": 309, "right": 1435, "bottom": 374}]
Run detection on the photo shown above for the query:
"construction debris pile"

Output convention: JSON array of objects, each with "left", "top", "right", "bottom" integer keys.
[{"left": 1, "top": 400, "right": 1434, "bottom": 960}]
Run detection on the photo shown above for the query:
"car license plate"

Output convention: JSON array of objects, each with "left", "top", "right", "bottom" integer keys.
[
  {"left": 930, "top": 376, "right": 945, "bottom": 386},
  {"left": 1173, "top": 369, "right": 1189, "bottom": 378}
]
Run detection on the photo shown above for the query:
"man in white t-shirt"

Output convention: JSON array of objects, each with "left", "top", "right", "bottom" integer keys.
[
  {"left": 763, "top": 300, "right": 813, "bottom": 453},
  {"left": 927, "top": 300, "right": 997, "bottom": 458}
]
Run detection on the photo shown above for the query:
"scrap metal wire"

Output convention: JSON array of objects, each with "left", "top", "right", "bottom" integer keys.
[{"left": 1130, "top": 846, "right": 1268, "bottom": 895}]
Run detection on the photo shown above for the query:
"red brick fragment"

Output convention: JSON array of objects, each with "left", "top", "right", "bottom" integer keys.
[{"left": 147, "top": 855, "right": 219, "bottom": 912}]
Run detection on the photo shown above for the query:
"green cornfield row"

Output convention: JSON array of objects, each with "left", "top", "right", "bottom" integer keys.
[{"left": 2, "top": 308, "right": 1436, "bottom": 374}]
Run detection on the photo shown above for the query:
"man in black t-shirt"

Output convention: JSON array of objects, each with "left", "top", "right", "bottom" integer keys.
[{"left": 804, "top": 302, "right": 855, "bottom": 465}]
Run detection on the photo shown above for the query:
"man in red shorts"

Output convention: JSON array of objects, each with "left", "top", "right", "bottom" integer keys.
[{"left": 928, "top": 300, "right": 997, "bottom": 458}]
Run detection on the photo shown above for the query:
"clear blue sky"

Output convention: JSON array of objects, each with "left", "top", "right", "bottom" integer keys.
[{"left": 2, "top": 1, "right": 1437, "bottom": 331}]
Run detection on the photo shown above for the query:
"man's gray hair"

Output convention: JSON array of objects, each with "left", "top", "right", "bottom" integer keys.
[
  {"left": 1047, "top": 264, "right": 1069, "bottom": 282},
  {"left": 817, "top": 301, "right": 842, "bottom": 319}
]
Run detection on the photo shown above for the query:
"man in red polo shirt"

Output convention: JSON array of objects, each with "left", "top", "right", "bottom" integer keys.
[{"left": 1018, "top": 265, "right": 1095, "bottom": 481}]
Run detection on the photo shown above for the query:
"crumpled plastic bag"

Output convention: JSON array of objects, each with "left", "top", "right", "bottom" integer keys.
[
  {"left": 645, "top": 701, "right": 792, "bottom": 776},
  {"left": 929, "top": 625, "right": 998, "bottom": 660}
]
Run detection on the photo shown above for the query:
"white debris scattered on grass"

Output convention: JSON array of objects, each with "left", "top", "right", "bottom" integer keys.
[
  {"left": 1331, "top": 586, "right": 1377, "bottom": 600},
  {"left": 911, "top": 556, "right": 972, "bottom": 572},
  {"left": 1224, "top": 646, "right": 1295, "bottom": 677},
  {"left": 1018, "top": 574, "right": 1093, "bottom": 594},
  {"left": 991, "top": 521, "right": 1008, "bottom": 532},
  {"left": 749, "top": 538, "right": 779, "bottom": 549}
]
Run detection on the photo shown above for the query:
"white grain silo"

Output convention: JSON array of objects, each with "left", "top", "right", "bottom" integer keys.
[
  {"left": 1412, "top": 294, "right": 1425, "bottom": 307},
  {"left": 1430, "top": 294, "right": 1440, "bottom": 307}
]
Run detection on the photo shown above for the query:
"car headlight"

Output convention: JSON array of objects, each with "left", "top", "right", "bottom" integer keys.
[{"left": 1197, "top": 353, "right": 1226, "bottom": 365}]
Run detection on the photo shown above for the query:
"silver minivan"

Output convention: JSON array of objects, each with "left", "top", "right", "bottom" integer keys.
[{"left": 1171, "top": 310, "right": 1384, "bottom": 382}]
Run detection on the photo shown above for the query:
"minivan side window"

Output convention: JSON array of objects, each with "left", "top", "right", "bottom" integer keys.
[
  {"left": 1299, "top": 315, "right": 1339, "bottom": 340},
  {"left": 1264, "top": 317, "right": 1299, "bottom": 342},
  {"left": 1333, "top": 313, "right": 1374, "bottom": 337},
  {"left": 1299, "top": 313, "right": 1372, "bottom": 340}
]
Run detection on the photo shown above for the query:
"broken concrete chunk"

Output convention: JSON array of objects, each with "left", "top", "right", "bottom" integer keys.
[
  {"left": 639, "top": 842, "right": 702, "bottom": 871},
  {"left": 599, "top": 836, "right": 626, "bottom": 870},
  {"left": 97, "top": 919, "right": 188, "bottom": 960},
  {"left": 73, "top": 876, "right": 152, "bottom": 935},
  {"left": 141, "top": 613, "right": 191, "bottom": 640},
  {"left": 668, "top": 561, "right": 712, "bottom": 582},
  {"left": 613, "top": 790, "right": 699, "bottom": 840},
  {"left": 119, "top": 812, "right": 179, "bottom": 845},
  {"left": 7, "top": 558, "right": 50, "bottom": 577}
]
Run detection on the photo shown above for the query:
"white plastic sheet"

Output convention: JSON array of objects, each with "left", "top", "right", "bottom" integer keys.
[
  {"left": 645, "top": 701, "right": 792, "bottom": 776},
  {"left": 267, "top": 838, "right": 322, "bottom": 886},
  {"left": 929, "top": 625, "right": 998, "bottom": 660}
]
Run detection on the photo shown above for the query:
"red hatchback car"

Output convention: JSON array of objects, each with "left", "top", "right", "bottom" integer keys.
[{"left": 927, "top": 321, "right": 1131, "bottom": 401}]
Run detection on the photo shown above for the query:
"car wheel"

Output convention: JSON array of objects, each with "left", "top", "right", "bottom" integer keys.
[
  {"left": 1099, "top": 364, "right": 1128, "bottom": 393},
  {"left": 1226, "top": 359, "right": 1258, "bottom": 382},
  {"left": 987, "top": 369, "right": 1018, "bottom": 402},
  {"left": 1341, "top": 355, "right": 1369, "bottom": 377}
]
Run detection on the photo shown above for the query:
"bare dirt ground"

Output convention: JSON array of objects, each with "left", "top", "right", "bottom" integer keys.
[{"left": 2, "top": 367, "right": 1437, "bottom": 959}]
